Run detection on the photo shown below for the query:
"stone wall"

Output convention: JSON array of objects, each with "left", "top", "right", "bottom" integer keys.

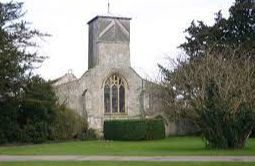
[{"left": 54, "top": 64, "right": 146, "bottom": 131}]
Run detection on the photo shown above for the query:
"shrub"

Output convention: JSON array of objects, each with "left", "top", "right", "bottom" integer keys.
[
  {"left": 0, "top": 100, "right": 20, "bottom": 144},
  {"left": 49, "top": 106, "right": 87, "bottom": 141},
  {"left": 0, "top": 76, "right": 88, "bottom": 144},
  {"left": 104, "top": 119, "right": 165, "bottom": 141},
  {"left": 145, "top": 119, "right": 165, "bottom": 140},
  {"left": 18, "top": 122, "right": 48, "bottom": 144},
  {"left": 19, "top": 77, "right": 87, "bottom": 143},
  {"left": 199, "top": 81, "right": 255, "bottom": 149},
  {"left": 104, "top": 120, "right": 146, "bottom": 141},
  {"left": 78, "top": 128, "right": 98, "bottom": 141},
  {"left": 200, "top": 103, "right": 255, "bottom": 149}
]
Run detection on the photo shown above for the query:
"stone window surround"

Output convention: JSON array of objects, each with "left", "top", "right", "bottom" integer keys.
[{"left": 103, "top": 73, "right": 128, "bottom": 114}]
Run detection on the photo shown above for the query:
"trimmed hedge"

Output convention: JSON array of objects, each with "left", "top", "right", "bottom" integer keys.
[{"left": 104, "top": 119, "right": 165, "bottom": 141}]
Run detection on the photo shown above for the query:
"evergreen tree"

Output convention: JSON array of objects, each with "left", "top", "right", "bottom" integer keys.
[
  {"left": 0, "top": 1, "right": 46, "bottom": 143},
  {"left": 180, "top": 0, "right": 255, "bottom": 60},
  {"left": 0, "top": 1, "right": 45, "bottom": 103}
]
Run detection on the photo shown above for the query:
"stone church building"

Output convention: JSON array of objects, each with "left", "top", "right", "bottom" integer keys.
[{"left": 53, "top": 15, "right": 194, "bottom": 135}]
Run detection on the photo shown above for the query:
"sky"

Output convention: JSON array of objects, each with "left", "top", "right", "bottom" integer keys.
[{"left": 4, "top": 0, "right": 235, "bottom": 80}]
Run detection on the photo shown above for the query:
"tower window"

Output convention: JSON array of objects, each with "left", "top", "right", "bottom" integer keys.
[{"left": 104, "top": 74, "right": 126, "bottom": 113}]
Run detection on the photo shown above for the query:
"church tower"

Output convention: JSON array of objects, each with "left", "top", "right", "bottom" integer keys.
[{"left": 87, "top": 16, "right": 131, "bottom": 69}]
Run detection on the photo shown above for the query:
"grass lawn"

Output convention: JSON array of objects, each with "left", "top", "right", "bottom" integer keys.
[
  {"left": 0, "top": 162, "right": 255, "bottom": 166},
  {"left": 0, "top": 137, "right": 254, "bottom": 156}
]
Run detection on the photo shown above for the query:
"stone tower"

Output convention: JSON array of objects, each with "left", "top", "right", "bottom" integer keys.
[{"left": 87, "top": 16, "right": 131, "bottom": 68}]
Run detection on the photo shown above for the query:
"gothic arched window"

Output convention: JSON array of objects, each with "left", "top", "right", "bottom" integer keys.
[{"left": 104, "top": 74, "right": 126, "bottom": 113}]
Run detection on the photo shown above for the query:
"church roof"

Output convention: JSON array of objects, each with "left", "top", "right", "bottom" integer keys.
[
  {"left": 87, "top": 15, "right": 131, "bottom": 24},
  {"left": 52, "top": 71, "right": 77, "bottom": 86}
]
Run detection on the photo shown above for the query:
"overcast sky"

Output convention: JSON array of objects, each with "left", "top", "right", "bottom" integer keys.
[{"left": 6, "top": 0, "right": 235, "bottom": 80}]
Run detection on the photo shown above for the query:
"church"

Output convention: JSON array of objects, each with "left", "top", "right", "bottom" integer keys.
[
  {"left": 53, "top": 15, "right": 157, "bottom": 131},
  {"left": 53, "top": 15, "right": 194, "bottom": 136}
]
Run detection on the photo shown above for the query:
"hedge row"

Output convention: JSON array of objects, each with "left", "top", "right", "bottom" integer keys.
[{"left": 103, "top": 119, "right": 165, "bottom": 141}]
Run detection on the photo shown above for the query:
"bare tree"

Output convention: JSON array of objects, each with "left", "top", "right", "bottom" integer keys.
[{"left": 159, "top": 50, "right": 255, "bottom": 148}]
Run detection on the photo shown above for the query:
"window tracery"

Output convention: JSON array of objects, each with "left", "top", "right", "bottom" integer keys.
[{"left": 104, "top": 74, "right": 126, "bottom": 113}]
